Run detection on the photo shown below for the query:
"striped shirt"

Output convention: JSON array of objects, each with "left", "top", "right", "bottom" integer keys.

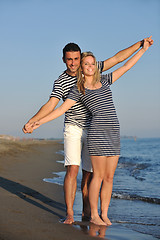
[
  {"left": 67, "top": 73, "right": 119, "bottom": 127},
  {"left": 50, "top": 61, "right": 104, "bottom": 128},
  {"left": 67, "top": 73, "right": 120, "bottom": 156}
]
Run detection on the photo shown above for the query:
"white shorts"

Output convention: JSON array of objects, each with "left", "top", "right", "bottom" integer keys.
[{"left": 64, "top": 124, "right": 92, "bottom": 172}]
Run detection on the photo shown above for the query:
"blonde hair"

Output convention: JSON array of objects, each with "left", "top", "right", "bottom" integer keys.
[{"left": 77, "top": 52, "right": 101, "bottom": 94}]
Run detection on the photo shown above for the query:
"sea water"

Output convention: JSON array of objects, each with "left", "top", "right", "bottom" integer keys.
[{"left": 44, "top": 138, "right": 160, "bottom": 239}]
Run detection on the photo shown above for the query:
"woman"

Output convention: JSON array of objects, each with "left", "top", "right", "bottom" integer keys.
[{"left": 32, "top": 37, "right": 152, "bottom": 226}]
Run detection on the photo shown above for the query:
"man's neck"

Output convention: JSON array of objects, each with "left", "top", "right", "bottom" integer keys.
[{"left": 66, "top": 69, "right": 77, "bottom": 77}]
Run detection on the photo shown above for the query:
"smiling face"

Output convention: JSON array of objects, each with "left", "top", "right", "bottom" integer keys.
[
  {"left": 81, "top": 56, "right": 96, "bottom": 77},
  {"left": 63, "top": 51, "right": 81, "bottom": 76}
]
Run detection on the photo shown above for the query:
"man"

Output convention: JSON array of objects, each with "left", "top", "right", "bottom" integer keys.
[{"left": 23, "top": 38, "right": 153, "bottom": 224}]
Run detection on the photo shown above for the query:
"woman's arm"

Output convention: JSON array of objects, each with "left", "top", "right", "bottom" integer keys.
[
  {"left": 32, "top": 99, "right": 76, "bottom": 130},
  {"left": 23, "top": 97, "right": 60, "bottom": 133},
  {"left": 102, "top": 36, "right": 153, "bottom": 72},
  {"left": 112, "top": 36, "right": 153, "bottom": 83}
]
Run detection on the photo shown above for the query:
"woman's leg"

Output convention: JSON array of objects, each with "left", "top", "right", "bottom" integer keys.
[
  {"left": 100, "top": 155, "right": 119, "bottom": 225},
  {"left": 89, "top": 156, "right": 108, "bottom": 225}
]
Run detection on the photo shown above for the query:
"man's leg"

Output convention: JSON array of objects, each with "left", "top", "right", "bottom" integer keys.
[
  {"left": 81, "top": 128, "right": 93, "bottom": 220},
  {"left": 63, "top": 124, "right": 82, "bottom": 224},
  {"left": 63, "top": 165, "right": 79, "bottom": 224},
  {"left": 81, "top": 170, "right": 92, "bottom": 220}
]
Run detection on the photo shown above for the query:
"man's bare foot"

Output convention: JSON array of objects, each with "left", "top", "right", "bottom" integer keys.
[
  {"left": 82, "top": 215, "right": 91, "bottom": 221},
  {"left": 101, "top": 215, "right": 112, "bottom": 226},
  {"left": 90, "top": 216, "right": 106, "bottom": 226},
  {"left": 82, "top": 211, "right": 91, "bottom": 221},
  {"left": 63, "top": 215, "right": 74, "bottom": 224}
]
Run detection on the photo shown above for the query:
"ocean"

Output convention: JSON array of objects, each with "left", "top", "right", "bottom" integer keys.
[{"left": 44, "top": 138, "right": 160, "bottom": 239}]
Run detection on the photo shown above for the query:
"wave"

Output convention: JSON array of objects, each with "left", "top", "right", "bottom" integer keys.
[
  {"left": 118, "top": 156, "right": 152, "bottom": 181},
  {"left": 112, "top": 192, "right": 160, "bottom": 204},
  {"left": 112, "top": 220, "right": 160, "bottom": 226},
  {"left": 56, "top": 150, "right": 64, "bottom": 155},
  {"left": 118, "top": 156, "right": 151, "bottom": 169},
  {"left": 44, "top": 175, "right": 160, "bottom": 205}
]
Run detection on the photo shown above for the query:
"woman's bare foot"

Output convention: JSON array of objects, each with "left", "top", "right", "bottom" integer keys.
[
  {"left": 63, "top": 215, "right": 74, "bottom": 224},
  {"left": 101, "top": 215, "right": 112, "bottom": 226},
  {"left": 90, "top": 216, "right": 107, "bottom": 226}
]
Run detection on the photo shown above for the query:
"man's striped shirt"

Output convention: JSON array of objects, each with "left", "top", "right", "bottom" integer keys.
[{"left": 50, "top": 61, "right": 104, "bottom": 128}]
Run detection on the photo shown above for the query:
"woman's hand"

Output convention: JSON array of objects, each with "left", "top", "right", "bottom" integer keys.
[
  {"left": 31, "top": 121, "right": 41, "bottom": 130},
  {"left": 145, "top": 36, "right": 154, "bottom": 46},
  {"left": 143, "top": 36, "right": 153, "bottom": 51},
  {"left": 22, "top": 122, "right": 34, "bottom": 134}
]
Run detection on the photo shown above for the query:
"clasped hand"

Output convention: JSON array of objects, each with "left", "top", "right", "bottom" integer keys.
[
  {"left": 22, "top": 121, "right": 40, "bottom": 134},
  {"left": 143, "top": 36, "right": 153, "bottom": 50}
]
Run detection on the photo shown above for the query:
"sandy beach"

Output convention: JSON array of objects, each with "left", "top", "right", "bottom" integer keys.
[{"left": 0, "top": 137, "right": 158, "bottom": 240}]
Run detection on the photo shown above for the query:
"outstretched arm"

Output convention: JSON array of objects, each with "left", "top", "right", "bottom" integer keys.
[
  {"left": 112, "top": 36, "right": 153, "bottom": 83},
  {"left": 102, "top": 37, "right": 153, "bottom": 72},
  {"left": 32, "top": 99, "right": 76, "bottom": 130},
  {"left": 22, "top": 97, "right": 60, "bottom": 133}
]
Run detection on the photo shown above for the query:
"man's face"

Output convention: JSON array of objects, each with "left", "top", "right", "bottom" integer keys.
[{"left": 63, "top": 51, "right": 81, "bottom": 76}]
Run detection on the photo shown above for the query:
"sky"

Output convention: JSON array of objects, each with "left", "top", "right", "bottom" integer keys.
[{"left": 0, "top": 0, "right": 160, "bottom": 139}]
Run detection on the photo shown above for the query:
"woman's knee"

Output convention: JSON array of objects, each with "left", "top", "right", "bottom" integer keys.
[{"left": 103, "top": 175, "right": 114, "bottom": 184}]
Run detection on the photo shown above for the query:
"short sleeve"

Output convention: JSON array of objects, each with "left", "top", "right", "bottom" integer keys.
[
  {"left": 67, "top": 84, "right": 81, "bottom": 102},
  {"left": 50, "top": 79, "right": 63, "bottom": 100},
  {"left": 97, "top": 61, "right": 104, "bottom": 73},
  {"left": 101, "top": 73, "right": 112, "bottom": 85}
]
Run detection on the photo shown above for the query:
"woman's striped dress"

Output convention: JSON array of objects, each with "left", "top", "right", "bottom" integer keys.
[{"left": 68, "top": 73, "right": 120, "bottom": 156}]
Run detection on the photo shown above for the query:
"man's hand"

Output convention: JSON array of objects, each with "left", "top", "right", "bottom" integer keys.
[
  {"left": 22, "top": 122, "right": 34, "bottom": 134},
  {"left": 31, "top": 121, "right": 41, "bottom": 130},
  {"left": 144, "top": 36, "right": 154, "bottom": 47},
  {"left": 143, "top": 36, "right": 153, "bottom": 51}
]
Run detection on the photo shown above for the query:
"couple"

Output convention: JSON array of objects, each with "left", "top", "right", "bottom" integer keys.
[{"left": 23, "top": 36, "right": 153, "bottom": 226}]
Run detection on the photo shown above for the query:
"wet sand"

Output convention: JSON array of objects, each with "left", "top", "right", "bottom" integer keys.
[{"left": 0, "top": 137, "right": 157, "bottom": 240}]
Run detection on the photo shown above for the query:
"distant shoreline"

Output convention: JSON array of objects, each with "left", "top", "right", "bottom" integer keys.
[{"left": 1, "top": 134, "right": 160, "bottom": 142}]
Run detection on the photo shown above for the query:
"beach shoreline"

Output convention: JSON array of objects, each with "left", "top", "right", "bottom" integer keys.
[
  {"left": 0, "top": 137, "right": 86, "bottom": 240},
  {"left": 0, "top": 137, "right": 158, "bottom": 240}
]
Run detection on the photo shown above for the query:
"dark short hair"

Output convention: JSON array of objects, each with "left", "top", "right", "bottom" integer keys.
[{"left": 63, "top": 43, "right": 81, "bottom": 60}]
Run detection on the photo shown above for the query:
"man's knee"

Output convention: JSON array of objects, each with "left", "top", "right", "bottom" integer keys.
[
  {"left": 82, "top": 170, "right": 92, "bottom": 181},
  {"left": 66, "top": 165, "right": 79, "bottom": 179}
]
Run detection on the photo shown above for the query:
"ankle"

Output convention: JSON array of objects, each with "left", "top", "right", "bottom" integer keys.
[
  {"left": 91, "top": 211, "right": 99, "bottom": 219},
  {"left": 66, "top": 209, "right": 74, "bottom": 217},
  {"left": 101, "top": 209, "right": 108, "bottom": 218}
]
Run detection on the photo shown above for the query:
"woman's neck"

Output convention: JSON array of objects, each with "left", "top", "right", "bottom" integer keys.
[
  {"left": 84, "top": 75, "right": 94, "bottom": 83},
  {"left": 84, "top": 76, "right": 94, "bottom": 88},
  {"left": 84, "top": 76, "right": 101, "bottom": 90}
]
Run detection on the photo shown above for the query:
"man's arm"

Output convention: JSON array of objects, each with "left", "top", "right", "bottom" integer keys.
[
  {"left": 112, "top": 37, "right": 152, "bottom": 84},
  {"left": 102, "top": 37, "right": 153, "bottom": 72},
  {"left": 32, "top": 99, "right": 76, "bottom": 130},
  {"left": 22, "top": 97, "right": 60, "bottom": 133}
]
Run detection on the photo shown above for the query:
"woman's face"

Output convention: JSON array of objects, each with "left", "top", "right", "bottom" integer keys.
[{"left": 81, "top": 56, "right": 96, "bottom": 77}]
